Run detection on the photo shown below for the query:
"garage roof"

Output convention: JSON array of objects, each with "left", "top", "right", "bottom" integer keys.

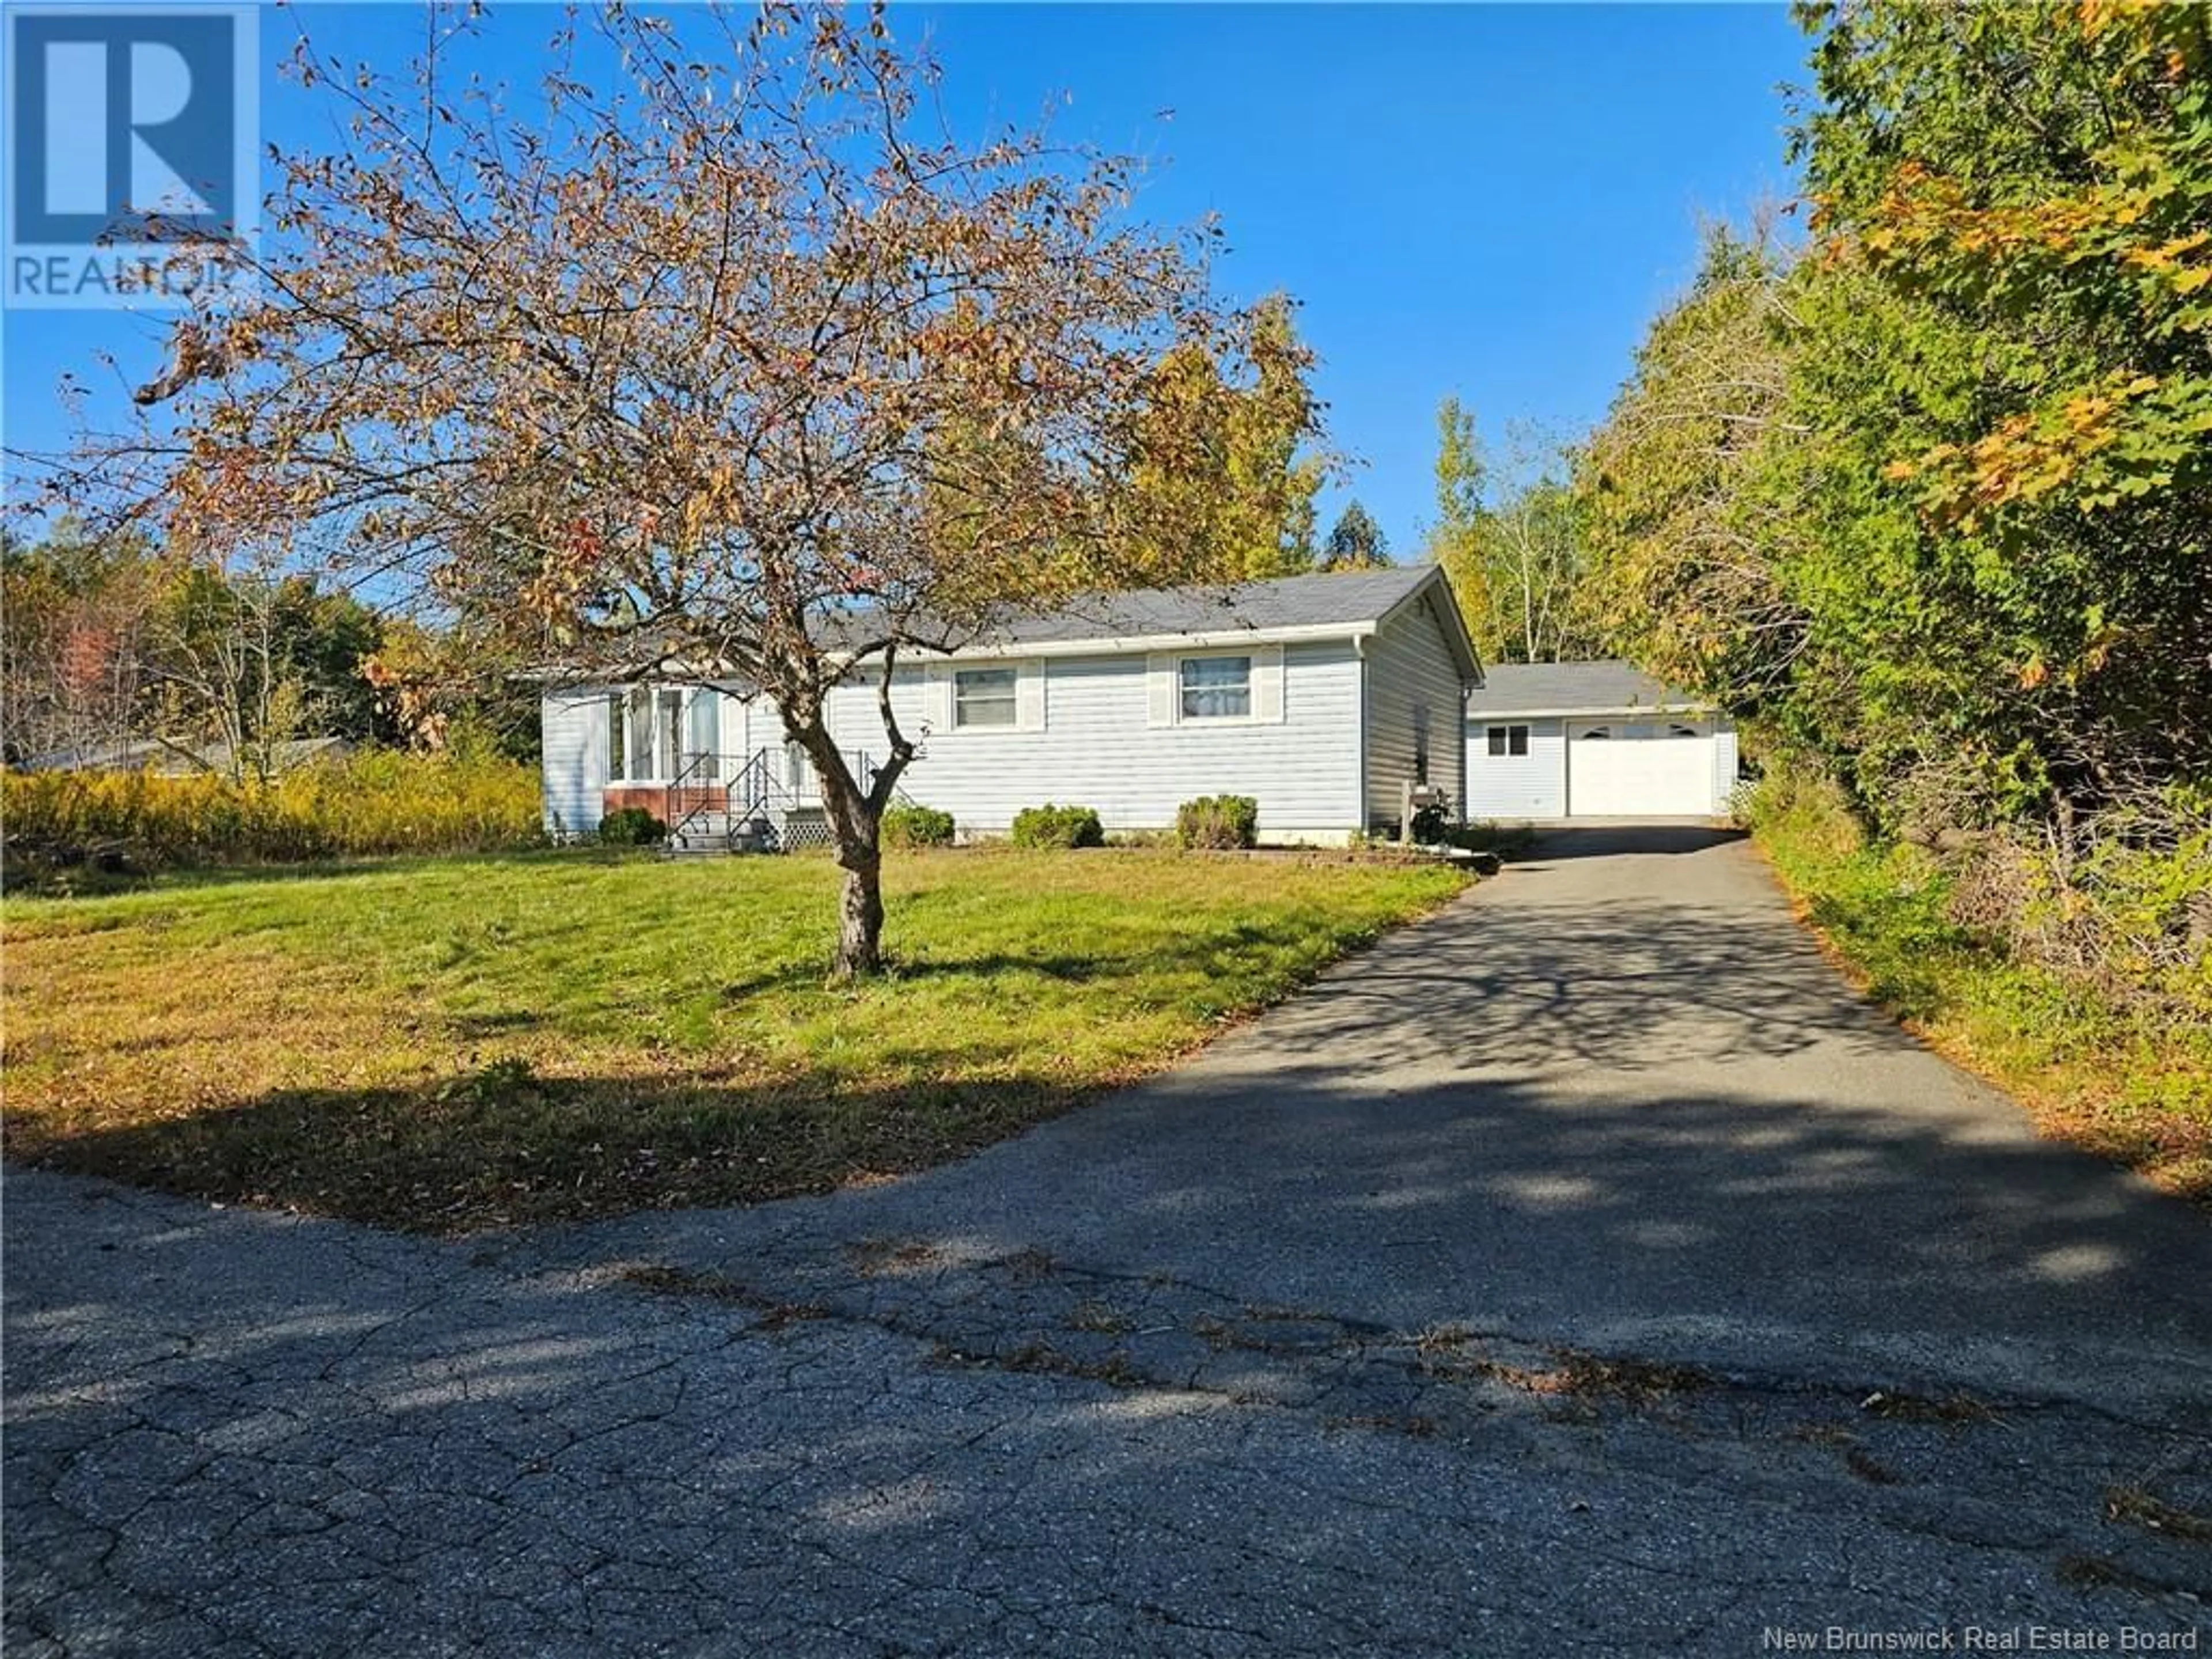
[{"left": 1467, "top": 661, "right": 1718, "bottom": 718}]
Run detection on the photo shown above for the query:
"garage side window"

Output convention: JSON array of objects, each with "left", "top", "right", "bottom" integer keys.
[{"left": 1485, "top": 724, "right": 1529, "bottom": 757}]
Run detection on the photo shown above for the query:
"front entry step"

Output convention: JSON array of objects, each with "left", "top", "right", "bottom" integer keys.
[{"left": 665, "top": 810, "right": 781, "bottom": 857}]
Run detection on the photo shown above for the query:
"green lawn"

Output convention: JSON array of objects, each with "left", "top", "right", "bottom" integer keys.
[{"left": 3, "top": 847, "right": 1467, "bottom": 1230}]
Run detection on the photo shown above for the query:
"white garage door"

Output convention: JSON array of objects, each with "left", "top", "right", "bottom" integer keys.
[{"left": 1567, "top": 721, "right": 1715, "bottom": 817}]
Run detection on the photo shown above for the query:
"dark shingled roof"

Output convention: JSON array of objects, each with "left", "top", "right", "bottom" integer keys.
[
  {"left": 1465, "top": 661, "right": 1714, "bottom": 716},
  {"left": 537, "top": 563, "right": 1479, "bottom": 682},
  {"left": 968, "top": 563, "right": 1441, "bottom": 646}
]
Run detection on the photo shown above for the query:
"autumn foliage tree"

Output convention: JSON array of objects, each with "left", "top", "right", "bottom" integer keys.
[
  {"left": 0, "top": 523, "right": 160, "bottom": 766},
  {"left": 1571, "top": 0, "right": 2212, "bottom": 1113},
  {"left": 1791, "top": 0, "right": 2211, "bottom": 820},
  {"left": 1, "top": 522, "right": 387, "bottom": 775},
  {"left": 1121, "top": 293, "right": 1329, "bottom": 579},
  {"left": 1582, "top": 1, "right": 2209, "bottom": 831},
  {"left": 52, "top": 4, "right": 1286, "bottom": 975},
  {"left": 1423, "top": 397, "right": 1491, "bottom": 641}
]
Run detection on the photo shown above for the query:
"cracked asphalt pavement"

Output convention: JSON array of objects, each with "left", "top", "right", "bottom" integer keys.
[{"left": 8, "top": 826, "right": 2210, "bottom": 1654}]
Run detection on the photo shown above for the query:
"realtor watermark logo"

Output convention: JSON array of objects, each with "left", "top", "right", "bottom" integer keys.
[
  {"left": 1760, "top": 1626, "right": 2199, "bottom": 1653},
  {"left": 4, "top": 3, "right": 258, "bottom": 308}
]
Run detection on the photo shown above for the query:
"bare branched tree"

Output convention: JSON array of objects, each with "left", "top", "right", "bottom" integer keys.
[{"left": 143, "top": 550, "right": 316, "bottom": 785}]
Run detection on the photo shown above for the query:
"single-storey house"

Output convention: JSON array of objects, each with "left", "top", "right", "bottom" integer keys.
[
  {"left": 539, "top": 564, "right": 1482, "bottom": 849},
  {"left": 1465, "top": 661, "right": 1739, "bottom": 821}
]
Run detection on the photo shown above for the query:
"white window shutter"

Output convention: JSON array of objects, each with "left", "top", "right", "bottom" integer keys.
[
  {"left": 1253, "top": 643, "right": 1286, "bottom": 723},
  {"left": 1146, "top": 653, "right": 1176, "bottom": 728},
  {"left": 1016, "top": 660, "right": 1046, "bottom": 732},
  {"left": 926, "top": 664, "right": 952, "bottom": 733}
]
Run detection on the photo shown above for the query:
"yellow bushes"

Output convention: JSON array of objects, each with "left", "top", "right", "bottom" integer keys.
[{"left": 3, "top": 750, "right": 543, "bottom": 872}]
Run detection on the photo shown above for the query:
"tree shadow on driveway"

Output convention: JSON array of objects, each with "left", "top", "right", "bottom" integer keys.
[{"left": 1233, "top": 888, "right": 1908, "bottom": 1075}]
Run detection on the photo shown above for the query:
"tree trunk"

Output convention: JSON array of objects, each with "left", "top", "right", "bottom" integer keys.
[
  {"left": 810, "top": 745, "right": 887, "bottom": 979},
  {"left": 789, "top": 708, "right": 901, "bottom": 980},
  {"left": 835, "top": 840, "right": 885, "bottom": 979},
  {"left": 786, "top": 656, "right": 916, "bottom": 981}
]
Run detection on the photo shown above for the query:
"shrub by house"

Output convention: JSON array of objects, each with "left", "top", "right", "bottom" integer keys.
[
  {"left": 1177, "top": 795, "right": 1259, "bottom": 850},
  {"left": 1012, "top": 804, "right": 1105, "bottom": 850}
]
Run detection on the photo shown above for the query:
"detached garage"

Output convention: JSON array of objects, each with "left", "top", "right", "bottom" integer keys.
[{"left": 1465, "top": 662, "right": 1738, "bottom": 821}]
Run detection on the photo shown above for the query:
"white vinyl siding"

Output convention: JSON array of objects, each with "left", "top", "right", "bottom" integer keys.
[
  {"left": 539, "top": 690, "right": 612, "bottom": 836},
  {"left": 824, "top": 641, "right": 1359, "bottom": 838},
  {"left": 1714, "top": 725, "right": 1741, "bottom": 811},
  {"left": 540, "top": 684, "right": 753, "bottom": 833},
  {"left": 1464, "top": 712, "right": 1738, "bottom": 819},
  {"left": 538, "top": 586, "right": 1480, "bottom": 843},
  {"left": 1362, "top": 591, "right": 1470, "bottom": 828},
  {"left": 1465, "top": 716, "right": 1567, "bottom": 819}
]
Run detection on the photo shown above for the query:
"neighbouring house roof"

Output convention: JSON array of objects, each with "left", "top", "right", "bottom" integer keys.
[
  {"left": 537, "top": 564, "right": 1485, "bottom": 686},
  {"left": 1465, "top": 662, "right": 1720, "bottom": 719}
]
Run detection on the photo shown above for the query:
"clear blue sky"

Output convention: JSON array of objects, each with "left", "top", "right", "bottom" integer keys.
[{"left": 1, "top": 2, "right": 1812, "bottom": 556}]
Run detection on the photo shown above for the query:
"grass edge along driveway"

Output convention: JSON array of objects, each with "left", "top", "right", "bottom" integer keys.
[{"left": 3, "top": 847, "right": 1468, "bottom": 1232}]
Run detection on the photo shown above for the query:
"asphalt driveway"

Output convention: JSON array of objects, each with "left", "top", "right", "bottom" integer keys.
[{"left": 9, "top": 828, "right": 2210, "bottom": 1654}]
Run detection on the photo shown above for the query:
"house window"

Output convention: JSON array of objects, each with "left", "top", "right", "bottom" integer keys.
[
  {"left": 954, "top": 667, "right": 1018, "bottom": 729},
  {"left": 1580, "top": 726, "right": 1612, "bottom": 741},
  {"left": 609, "top": 684, "right": 720, "bottom": 781},
  {"left": 625, "top": 687, "right": 657, "bottom": 778},
  {"left": 1485, "top": 724, "right": 1529, "bottom": 757},
  {"left": 1180, "top": 654, "right": 1251, "bottom": 720},
  {"left": 687, "top": 691, "right": 721, "bottom": 779},
  {"left": 1413, "top": 701, "right": 1431, "bottom": 784},
  {"left": 660, "top": 690, "right": 684, "bottom": 776}
]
